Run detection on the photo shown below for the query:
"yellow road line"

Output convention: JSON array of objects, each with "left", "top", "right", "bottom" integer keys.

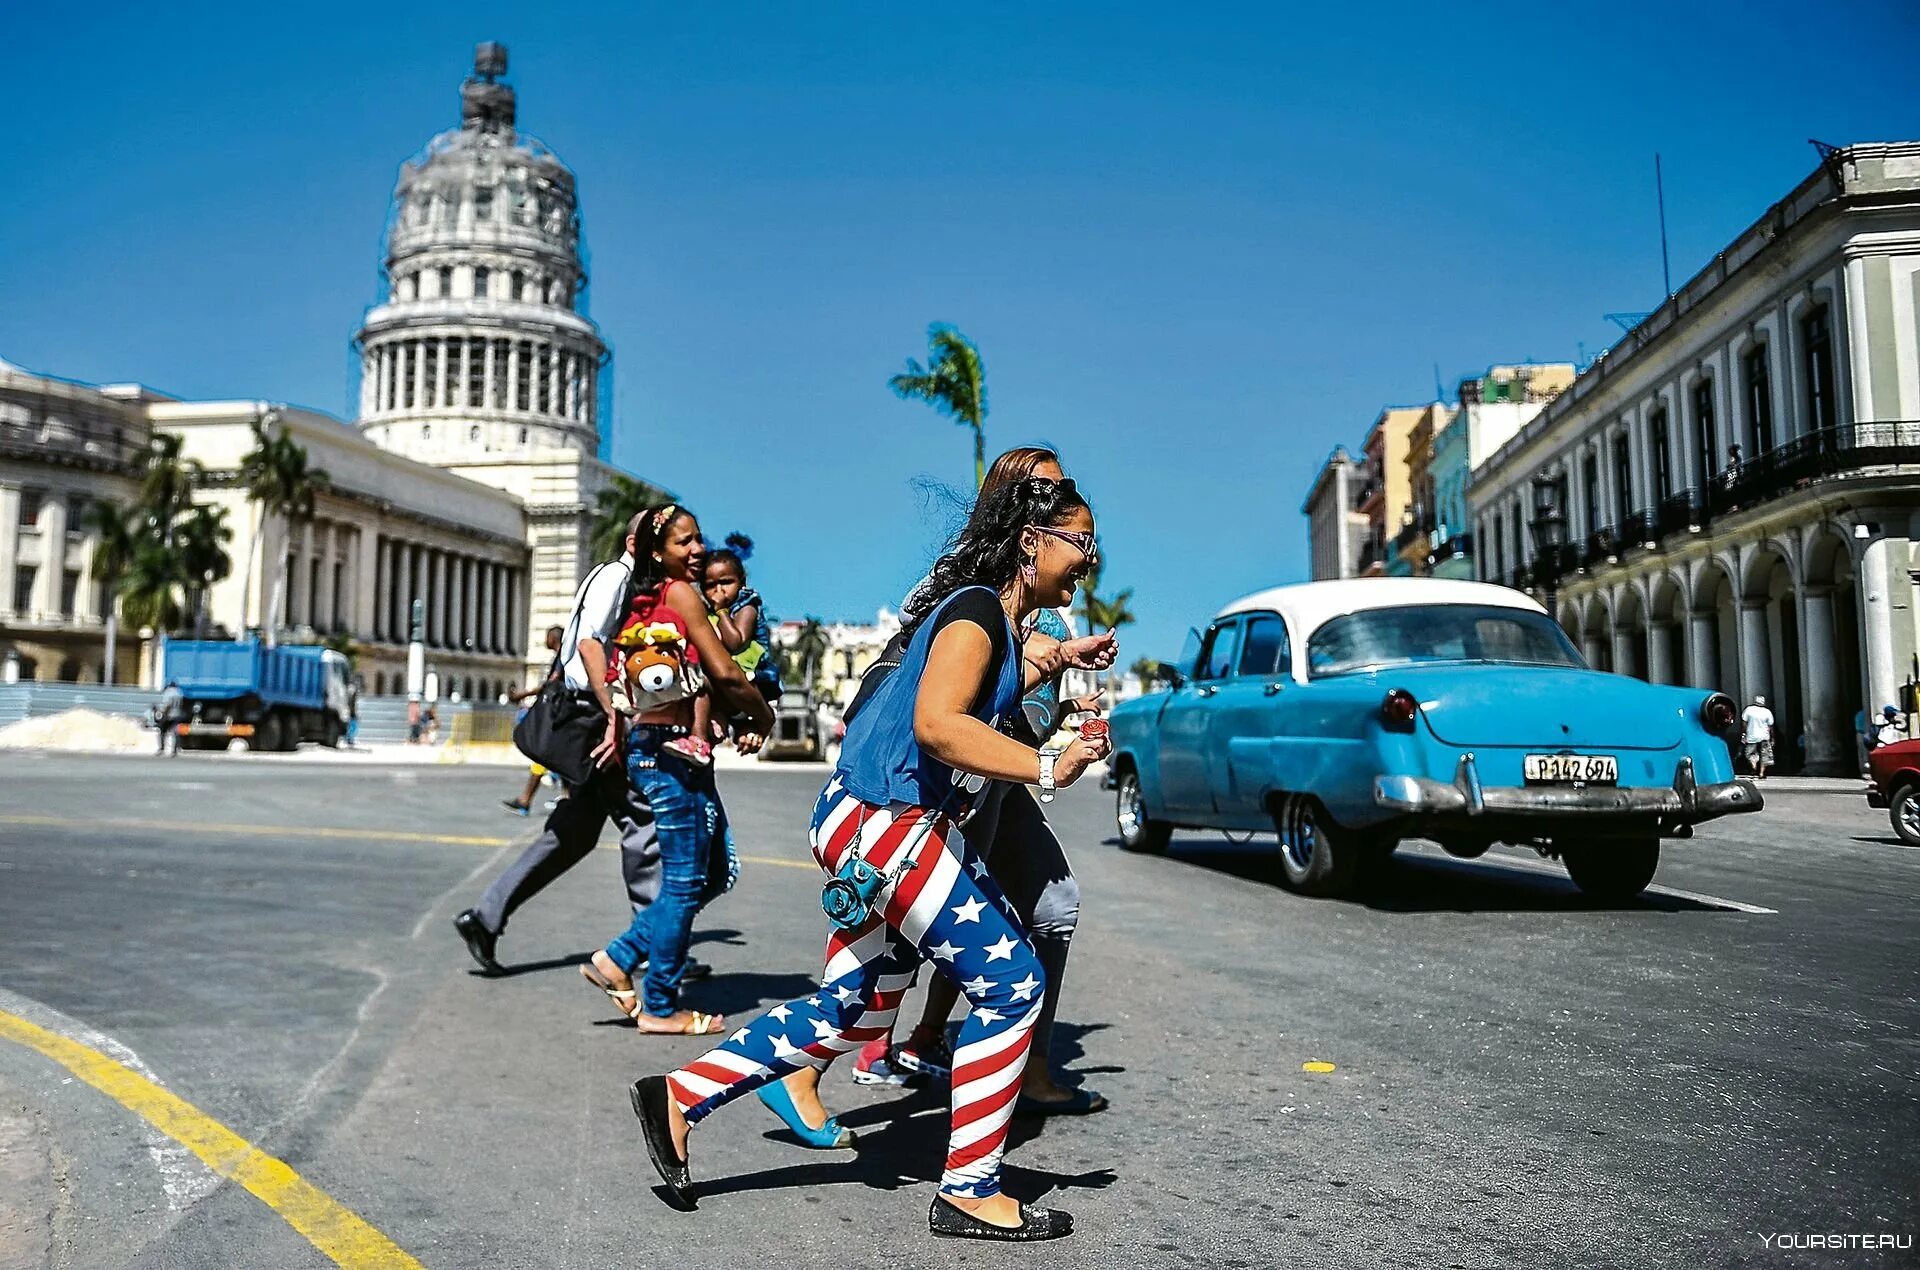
[
  {"left": 0, "top": 813, "right": 817, "bottom": 869},
  {"left": 0, "top": 1009, "right": 420, "bottom": 1268}
]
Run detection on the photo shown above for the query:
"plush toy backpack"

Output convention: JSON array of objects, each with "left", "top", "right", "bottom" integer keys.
[{"left": 616, "top": 621, "right": 704, "bottom": 713}]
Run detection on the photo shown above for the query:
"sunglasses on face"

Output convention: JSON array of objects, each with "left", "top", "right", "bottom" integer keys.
[{"left": 1033, "top": 526, "right": 1098, "bottom": 568}]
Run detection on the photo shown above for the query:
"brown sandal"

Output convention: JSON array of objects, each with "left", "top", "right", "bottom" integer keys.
[{"left": 580, "top": 964, "right": 639, "bottom": 1019}]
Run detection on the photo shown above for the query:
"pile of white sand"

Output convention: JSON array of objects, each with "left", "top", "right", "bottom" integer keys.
[{"left": 0, "top": 708, "right": 150, "bottom": 752}]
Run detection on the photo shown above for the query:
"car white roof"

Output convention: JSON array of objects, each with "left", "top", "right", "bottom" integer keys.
[{"left": 1217, "top": 578, "right": 1545, "bottom": 633}]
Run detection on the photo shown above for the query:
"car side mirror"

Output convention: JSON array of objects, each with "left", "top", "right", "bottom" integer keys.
[{"left": 1149, "top": 660, "right": 1184, "bottom": 691}]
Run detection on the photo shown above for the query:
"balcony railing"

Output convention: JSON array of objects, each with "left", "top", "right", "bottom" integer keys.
[
  {"left": 1656, "top": 489, "right": 1703, "bottom": 537},
  {"left": 1706, "top": 421, "right": 1920, "bottom": 518},
  {"left": 1618, "top": 509, "right": 1656, "bottom": 550},
  {"left": 1582, "top": 526, "right": 1618, "bottom": 568}
]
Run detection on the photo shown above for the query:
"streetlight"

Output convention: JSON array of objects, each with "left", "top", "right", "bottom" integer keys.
[{"left": 1528, "top": 470, "right": 1567, "bottom": 620}]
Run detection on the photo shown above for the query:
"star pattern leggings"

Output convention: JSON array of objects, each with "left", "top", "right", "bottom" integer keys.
[{"left": 666, "top": 776, "right": 1047, "bottom": 1199}]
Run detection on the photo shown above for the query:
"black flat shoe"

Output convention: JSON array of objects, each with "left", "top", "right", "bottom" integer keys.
[
  {"left": 630, "top": 1076, "right": 696, "bottom": 1210},
  {"left": 452, "top": 909, "right": 503, "bottom": 976},
  {"left": 928, "top": 1196, "right": 1073, "bottom": 1242}
]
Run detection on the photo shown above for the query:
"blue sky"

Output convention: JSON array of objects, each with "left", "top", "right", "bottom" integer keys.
[{"left": 4, "top": 2, "right": 1916, "bottom": 661}]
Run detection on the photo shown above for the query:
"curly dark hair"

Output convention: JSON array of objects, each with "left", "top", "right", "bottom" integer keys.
[
  {"left": 704, "top": 547, "right": 747, "bottom": 581},
  {"left": 903, "top": 477, "right": 1091, "bottom": 633},
  {"left": 630, "top": 502, "right": 697, "bottom": 592}
]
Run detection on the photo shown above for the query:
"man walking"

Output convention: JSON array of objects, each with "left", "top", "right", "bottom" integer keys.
[
  {"left": 153, "top": 680, "right": 183, "bottom": 756},
  {"left": 452, "top": 513, "right": 699, "bottom": 980},
  {"left": 1740, "top": 694, "right": 1776, "bottom": 779}
]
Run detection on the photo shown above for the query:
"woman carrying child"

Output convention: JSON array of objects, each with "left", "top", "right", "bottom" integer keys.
[
  {"left": 675, "top": 544, "right": 783, "bottom": 763},
  {"left": 579, "top": 503, "right": 776, "bottom": 1036}
]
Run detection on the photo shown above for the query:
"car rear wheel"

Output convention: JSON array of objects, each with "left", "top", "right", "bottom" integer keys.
[
  {"left": 1561, "top": 836, "right": 1660, "bottom": 902},
  {"left": 1115, "top": 768, "right": 1171, "bottom": 854},
  {"left": 1889, "top": 783, "right": 1920, "bottom": 846},
  {"left": 1272, "top": 795, "right": 1363, "bottom": 896}
]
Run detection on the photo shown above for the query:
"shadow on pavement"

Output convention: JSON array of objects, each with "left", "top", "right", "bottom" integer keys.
[
  {"left": 478, "top": 950, "right": 591, "bottom": 978},
  {"left": 1124, "top": 835, "right": 1740, "bottom": 914}
]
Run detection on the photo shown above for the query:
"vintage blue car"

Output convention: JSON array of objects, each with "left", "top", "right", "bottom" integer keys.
[{"left": 1107, "top": 579, "right": 1762, "bottom": 900}]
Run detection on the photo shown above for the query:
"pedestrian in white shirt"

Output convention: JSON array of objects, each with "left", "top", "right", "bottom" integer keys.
[{"left": 1741, "top": 695, "right": 1776, "bottom": 779}]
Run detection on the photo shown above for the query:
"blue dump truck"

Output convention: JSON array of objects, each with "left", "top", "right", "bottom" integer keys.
[{"left": 162, "top": 639, "right": 352, "bottom": 752}]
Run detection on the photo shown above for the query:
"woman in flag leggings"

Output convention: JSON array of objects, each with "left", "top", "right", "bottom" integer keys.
[{"left": 631, "top": 475, "right": 1113, "bottom": 1242}]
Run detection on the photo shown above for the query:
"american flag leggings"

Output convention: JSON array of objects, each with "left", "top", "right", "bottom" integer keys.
[{"left": 665, "top": 777, "right": 1047, "bottom": 1199}]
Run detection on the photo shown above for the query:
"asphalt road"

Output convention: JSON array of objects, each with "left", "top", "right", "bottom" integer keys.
[{"left": 0, "top": 753, "right": 1914, "bottom": 1269}]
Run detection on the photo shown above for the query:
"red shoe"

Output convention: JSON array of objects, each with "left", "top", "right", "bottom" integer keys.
[{"left": 851, "top": 1035, "right": 918, "bottom": 1086}]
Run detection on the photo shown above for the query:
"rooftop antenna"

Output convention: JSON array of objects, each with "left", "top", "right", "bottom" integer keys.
[
  {"left": 1655, "top": 152, "right": 1673, "bottom": 299},
  {"left": 1605, "top": 312, "right": 1651, "bottom": 336}
]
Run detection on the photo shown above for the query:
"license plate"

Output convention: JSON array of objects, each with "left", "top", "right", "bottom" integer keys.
[{"left": 1524, "top": 753, "right": 1618, "bottom": 785}]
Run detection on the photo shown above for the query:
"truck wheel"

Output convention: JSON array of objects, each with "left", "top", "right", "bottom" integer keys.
[
  {"left": 1890, "top": 783, "right": 1920, "bottom": 847},
  {"left": 322, "top": 717, "right": 341, "bottom": 749},
  {"left": 1272, "top": 795, "right": 1363, "bottom": 897},
  {"left": 1115, "top": 767, "right": 1171, "bottom": 854},
  {"left": 1562, "top": 836, "right": 1660, "bottom": 902}
]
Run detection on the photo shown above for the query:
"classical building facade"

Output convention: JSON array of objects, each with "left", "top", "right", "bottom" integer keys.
[
  {"left": 0, "top": 362, "right": 150, "bottom": 683},
  {"left": 1387, "top": 402, "right": 1456, "bottom": 576},
  {"left": 155, "top": 401, "right": 531, "bottom": 699},
  {"left": 1303, "top": 446, "right": 1370, "bottom": 580},
  {"left": 353, "top": 44, "right": 664, "bottom": 677},
  {"left": 1424, "top": 364, "right": 1575, "bottom": 579},
  {"left": 1470, "top": 142, "right": 1920, "bottom": 773}
]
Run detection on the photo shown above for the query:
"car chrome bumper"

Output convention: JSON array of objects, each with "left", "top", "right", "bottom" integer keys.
[{"left": 1372, "top": 755, "right": 1762, "bottom": 822}]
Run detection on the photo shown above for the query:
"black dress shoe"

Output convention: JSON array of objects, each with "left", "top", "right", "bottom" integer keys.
[
  {"left": 630, "top": 1076, "right": 696, "bottom": 1210},
  {"left": 452, "top": 909, "right": 504, "bottom": 976},
  {"left": 928, "top": 1196, "right": 1073, "bottom": 1241}
]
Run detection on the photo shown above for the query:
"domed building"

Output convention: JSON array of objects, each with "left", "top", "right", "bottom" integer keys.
[{"left": 354, "top": 43, "right": 663, "bottom": 672}]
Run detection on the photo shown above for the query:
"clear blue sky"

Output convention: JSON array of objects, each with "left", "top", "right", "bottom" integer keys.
[{"left": 4, "top": 2, "right": 1916, "bottom": 661}]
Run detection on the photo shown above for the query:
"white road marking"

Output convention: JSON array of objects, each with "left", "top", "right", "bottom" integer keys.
[
  {"left": 1475, "top": 848, "right": 1778, "bottom": 914},
  {"left": 0, "top": 985, "right": 218, "bottom": 1211}
]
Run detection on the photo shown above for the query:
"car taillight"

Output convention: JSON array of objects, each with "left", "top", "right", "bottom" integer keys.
[
  {"left": 1702, "top": 693, "right": 1736, "bottom": 732},
  {"left": 1381, "top": 688, "right": 1418, "bottom": 728}
]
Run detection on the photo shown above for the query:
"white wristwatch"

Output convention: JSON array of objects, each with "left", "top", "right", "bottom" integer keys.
[{"left": 1037, "top": 750, "right": 1057, "bottom": 803}]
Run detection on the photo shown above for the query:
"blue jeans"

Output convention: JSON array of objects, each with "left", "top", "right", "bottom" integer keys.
[{"left": 606, "top": 726, "right": 732, "bottom": 1016}]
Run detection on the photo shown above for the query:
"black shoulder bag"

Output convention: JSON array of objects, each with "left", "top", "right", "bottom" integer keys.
[{"left": 513, "top": 561, "right": 630, "bottom": 786}]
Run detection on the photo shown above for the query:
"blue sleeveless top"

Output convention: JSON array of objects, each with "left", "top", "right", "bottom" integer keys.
[{"left": 836, "top": 586, "right": 1024, "bottom": 810}]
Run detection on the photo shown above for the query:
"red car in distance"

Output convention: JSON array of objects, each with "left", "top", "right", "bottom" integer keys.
[{"left": 1865, "top": 738, "right": 1920, "bottom": 845}]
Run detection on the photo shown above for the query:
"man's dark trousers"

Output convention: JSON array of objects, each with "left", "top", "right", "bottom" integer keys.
[{"left": 473, "top": 763, "right": 660, "bottom": 936}]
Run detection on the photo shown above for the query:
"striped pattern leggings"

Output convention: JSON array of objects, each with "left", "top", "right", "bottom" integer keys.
[{"left": 666, "top": 777, "right": 1047, "bottom": 1199}]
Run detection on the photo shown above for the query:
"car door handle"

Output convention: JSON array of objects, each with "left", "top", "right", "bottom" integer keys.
[
  {"left": 1263, "top": 682, "right": 1285, "bottom": 696},
  {"left": 1195, "top": 685, "right": 1217, "bottom": 698}
]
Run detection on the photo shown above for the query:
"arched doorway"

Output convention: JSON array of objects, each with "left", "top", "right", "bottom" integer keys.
[
  {"left": 1740, "top": 541, "right": 1800, "bottom": 773},
  {"left": 1646, "top": 572, "right": 1685, "bottom": 685},
  {"left": 1802, "top": 527, "right": 1861, "bottom": 773},
  {"left": 1612, "top": 586, "right": 1647, "bottom": 680},
  {"left": 1688, "top": 559, "right": 1736, "bottom": 697}
]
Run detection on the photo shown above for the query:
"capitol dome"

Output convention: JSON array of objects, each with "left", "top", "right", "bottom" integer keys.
[{"left": 354, "top": 43, "right": 608, "bottom": 463}]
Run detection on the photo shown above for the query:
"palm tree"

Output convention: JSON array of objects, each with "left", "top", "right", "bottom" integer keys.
[
  {"left": 175, "top": 503, "right": 233, "bottom": 635},
  {"left": 239, "top": 415, "right": 328, "bottom": 642},
  {"left": 119, "top": 536, "right": 188, "bottom": 634},
  {"left": 589, "top": 472, "right": 673, "bottom": 563},
  {"left": 136, "top": 433, "right": 198, "bottom": 535},
  {"left": 1076, "top": 546, "right": 1136, "bottom": 635},
  {"left": 1129, "top": 656, "right": 1163, "bottom": 691},
  {"left": 84, "top": 501, "right": 137, "bottom": 684},
  {"left": 889, "top": 324, "right": 988, "bottom": 489},
  {"left": 787, "top": 617, "right": 830, "bottom": 692}
]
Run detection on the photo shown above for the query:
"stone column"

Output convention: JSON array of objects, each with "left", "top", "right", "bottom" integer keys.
[
  {"left": 1611, "top": 627, "right": 1639, "bottom": 681},
  {"left": 404, "top": 542, "right": 421, "bottom": 641},
  {"left": 1859, "top": 534, "right": 1904, "bottom": 720},
  {"left": 506, "top": 341, "right": 520, "bottom": 413},
  {"left": 359, "top": 353, "right": 374, "bottom": 418},
  {"left": 548, "top": 345, "right": 562, "bottom": 417},
  {"left": 357, "top": 530, "right": 379, "bottom": 640},
  {"left": 4, "top": 486, "right": 29, "bottom": 616},
  {"left": 1799, "top": 586, "right": 1848, "bottom": 773},
  {"left": 463, "top": 558, "right": 479, "bottom": 650},
  {"left": 475, "top": 562, "right": 492, "bottom": 653},
  {"left": 505, "top": 568, "right": 521, "bottom": 656},
  {"left": 34, "top": 494, "right": 67, "bottom": 617},
  {"left": 483, "top": 339, "right": 498, "bottom": 411},
  {"left": 1686, "top": 610, "right": 1719, "bottom": 692},
  {"left": 1646, "top": 621, "right": 1675, "bottom": 685},
  {"left": 491, "top": 562, "right": 506, "bottom": 653},
  {"left": 1736, "top": 599, "right": 1771, "bottom": 707},
  {"left": 75, "top": 515, "right": 98, "bottom": 621},
  {"left": 314, "top": 522, "right": 337, "bottom": 632},
  {"left": 435, "top": 337, "right": 450, "bottom": 410},
  {"left": 428, "top": 549, "right": 447, "bottom": 648},
  {"left": 287, "top": 520, "right": 312, "bottom": 628},
  {"left": 460, "top": 338, "right": 473, "bottom": 410}
]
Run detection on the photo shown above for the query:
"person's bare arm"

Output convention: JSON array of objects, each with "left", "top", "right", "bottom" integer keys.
[
  {"left": 666, "top": 583, "right": 774, "bottom": 732},
  {"left": 712, "top": 602, "right": 755, "bottom": 654},
  {"left": 915, "top": 622, "right": 1108, "bottom": 786},
  {"left": 580, "top": 637, "right": 622, "bottom": 767}
]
